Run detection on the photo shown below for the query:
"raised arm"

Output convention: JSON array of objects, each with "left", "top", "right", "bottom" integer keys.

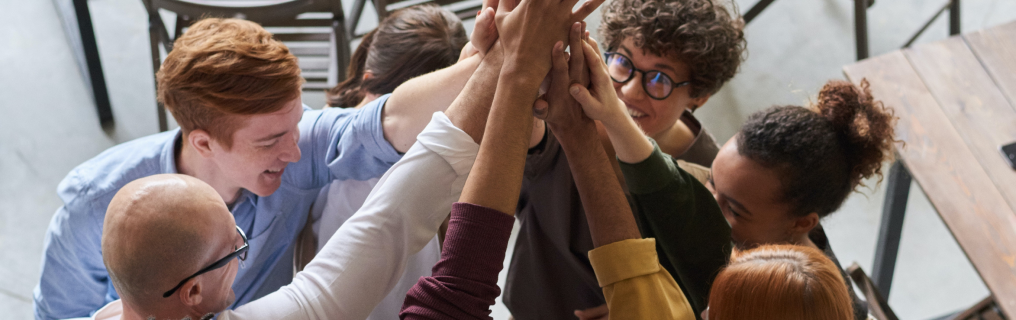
[
  {"left": 399, "top": 0, "right": 603, "bottom": 318},
  {"left": 544, "top": 34, "right": 695, "bottom": 320},
  {"left": 571, "top": 37, "right": 732, "bottom": 317},
  {"left": 381, "top": 1, "right": 500, "bottom": 153}
]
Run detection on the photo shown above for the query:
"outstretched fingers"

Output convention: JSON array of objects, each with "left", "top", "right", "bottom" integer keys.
[{"left": 572, "top": 0, "right": 605, "bottom": 22}]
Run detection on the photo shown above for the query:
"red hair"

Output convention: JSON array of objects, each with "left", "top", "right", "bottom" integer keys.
[
  {"left": 156, "top": 18, "right": 303, "bottom": 148},
  {"left": 708, "top": 244, "right": 853, "bottom": 320}
]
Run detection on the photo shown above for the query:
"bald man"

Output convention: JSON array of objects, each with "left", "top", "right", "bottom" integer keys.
[{"left": 100, "top": 174, "right": 241, "bottom": 320}]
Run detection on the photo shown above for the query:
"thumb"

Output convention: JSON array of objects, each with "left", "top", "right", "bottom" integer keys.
[
  {"left": 569, "top": 84, "right": 597, "bottom": 109},
  {"left": 533, "top": 97, "right": 550, "bottom": 120}
]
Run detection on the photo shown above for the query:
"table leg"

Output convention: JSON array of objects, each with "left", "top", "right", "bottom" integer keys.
[
  {"left": 855, "top": 0, "right": 869, "bottom": 60},
  {"left": 56, "top": 0, "right": 114, "bottom": 127},
  {"left": 871, "top": 160, "right": 912, "bottom": 298}
]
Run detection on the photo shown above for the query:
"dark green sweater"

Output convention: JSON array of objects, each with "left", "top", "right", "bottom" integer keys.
[{"left": 618, "top": 140, "right": 733, "bottom": 319}]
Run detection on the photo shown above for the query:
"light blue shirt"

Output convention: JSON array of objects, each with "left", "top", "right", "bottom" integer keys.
[{"left": 33, "top": 95, "right": 401, "bottom": 320}]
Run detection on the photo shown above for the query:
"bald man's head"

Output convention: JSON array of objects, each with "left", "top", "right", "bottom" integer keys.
[{"left": 102, "top": 174, "right": 238, "bottom": 317}]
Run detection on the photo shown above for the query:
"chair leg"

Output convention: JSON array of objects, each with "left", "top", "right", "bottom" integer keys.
[
  {"left": 70, "top": 0, "right": 115, "bottom": 127},
  {"left": 145, "top": 0, "right": 169, "bottom": 132},
  {"left": 333, "top": 21, "right": 351, "bottom": 84}
]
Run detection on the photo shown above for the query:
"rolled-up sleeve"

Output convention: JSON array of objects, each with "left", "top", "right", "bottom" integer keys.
[
  {"left": 222, "top": 112, "right": 478, "bottom": 320},
  {"left": 588, "top": 238, "right": 696, "bottom": 320}
]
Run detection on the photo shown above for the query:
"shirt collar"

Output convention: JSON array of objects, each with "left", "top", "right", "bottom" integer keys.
[{"left": 160, "top": 129, "right": 182, "bottom": 174}]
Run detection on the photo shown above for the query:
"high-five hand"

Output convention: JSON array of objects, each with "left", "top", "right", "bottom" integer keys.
[
  {"left": 495, "top": 0, "right": 603, "bottom": 77},
  {"left": 537, "top": 22, "right": 596, "bottom": 136}
]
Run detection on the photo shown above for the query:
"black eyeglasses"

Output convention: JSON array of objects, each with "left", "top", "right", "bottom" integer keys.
[
  {"left": 163, "top": 225, "right": 249, "bottom": 298},
  {"left": 603, "top": 52, "right": 691, "bottom": 100}
]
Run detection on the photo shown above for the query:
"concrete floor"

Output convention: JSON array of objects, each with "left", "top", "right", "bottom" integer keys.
[{"left": 1, "top": 0, "right": 1014, "bottom": 318}]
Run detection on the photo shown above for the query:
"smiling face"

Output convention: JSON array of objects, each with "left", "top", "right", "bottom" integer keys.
[
  {"left": 708, "top": 137, "right": 799, "bottom": 248},
  {"left": 612, "top": 38, "right": 707, "bottom": 138},
  {"left": 207, "top": 97, "right": 304, "bottom": 197}
]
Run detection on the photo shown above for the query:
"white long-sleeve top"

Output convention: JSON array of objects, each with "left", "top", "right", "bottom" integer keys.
[
  {"left": 221, "top": 112, "right": 478, "bottom": 320},
  {"left": 79, "top": 112, "right": 477, "bottom": 320}
]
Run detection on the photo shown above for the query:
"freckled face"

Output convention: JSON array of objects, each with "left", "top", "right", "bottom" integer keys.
[
  {"left": 209, "top": 97, "right": 304, "bottom": 197},
  {"left": 612, "top": 38, "right": 697, "bottom": 137},
  {"left": 709, "top": 138, "right": 797, "bottom": 248}
]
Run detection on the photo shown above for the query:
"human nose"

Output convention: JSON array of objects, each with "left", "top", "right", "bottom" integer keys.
[
  {"left": 280, "top": 132, "right": 301, "bottom": 163},
  {"left": 619, "top": 72, "right": 645, "bottom": 101}
]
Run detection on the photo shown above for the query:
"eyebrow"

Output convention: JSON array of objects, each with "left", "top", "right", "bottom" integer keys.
[
  {"left": 617, "top": 44, "right": 679, "bottom": 74},
  {"left": 255, "top": 131, "right": 288, "bottom": 143}
]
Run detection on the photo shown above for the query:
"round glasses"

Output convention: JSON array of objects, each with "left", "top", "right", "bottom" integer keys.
[{"left": 604, "top": 52, "right": 691, "bottom": 100}]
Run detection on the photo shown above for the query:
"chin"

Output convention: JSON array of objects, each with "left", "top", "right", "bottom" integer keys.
[
  {"left": 248, "top": 178, "right": 283, "bottom": 197},
  {"left": 250, "top": 183, "right": 282, "bottom": 197}
]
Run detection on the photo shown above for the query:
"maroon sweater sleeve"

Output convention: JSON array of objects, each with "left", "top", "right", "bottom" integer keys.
[{"left": 400, "top": 202, "right": 516, "bottom": 320}]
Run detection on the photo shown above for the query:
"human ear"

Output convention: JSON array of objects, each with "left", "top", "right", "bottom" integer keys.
[
  {"left": 188, "top": 129, "right": 215, "bottom": 158},
  {"left": 362, "top": 71, "right": 374, "bottom": 81},
  {"left": 689, "top": 94, "right": 711, "bottom": 113},
  {"left": 791, "top": 212, "right": 820, "bottom": 236},
  {"left": 178, "top": 278, "right": 204, "bottom": 307}
]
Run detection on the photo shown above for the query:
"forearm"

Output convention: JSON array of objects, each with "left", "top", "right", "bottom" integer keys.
[
  {"left": 400, "top": 203, "right": 515, "bottom": 319},
  {"left": 555, "top": 125, "right": 641, "bottom": 248},
  {"left": 443, "top": 46, "right": 504, "bottom": 143},
  {"left": 458, "top": 66, "right": 542, "bottom": 215},
  {"left": 601, "top": 105, "right": 655, "bottom": 164},
  {"left": 222, "top": 114, "right": 478, "bottom": 320},
  {"left": 383, "top": 55, "right": 484, "bottom": 152}
]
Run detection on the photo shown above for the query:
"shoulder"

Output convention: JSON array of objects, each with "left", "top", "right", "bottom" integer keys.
[{"left": 59, "top": 131, "right": 177, "bottom": 211}]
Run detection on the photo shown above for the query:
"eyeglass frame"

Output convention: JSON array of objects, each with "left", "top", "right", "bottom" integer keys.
[
  {"left": 603, "top": 51, "right": 692, "bottom": 100},
  {"left": 163, "top": 225, "right": 249, "bottom": 298}
]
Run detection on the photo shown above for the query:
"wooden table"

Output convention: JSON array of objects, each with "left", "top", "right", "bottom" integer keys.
[{"left": 843, "top": 20, "right": 1016, "bottom": 317}]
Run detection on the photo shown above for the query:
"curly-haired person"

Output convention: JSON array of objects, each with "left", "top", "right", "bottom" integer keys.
[{"left": 503, "top": 0, "right": 745, "bottom": 319}]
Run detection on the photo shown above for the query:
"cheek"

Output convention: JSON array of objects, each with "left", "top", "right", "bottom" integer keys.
[{"left": 651, "top": 100, "right": 683, "bottom": 121}]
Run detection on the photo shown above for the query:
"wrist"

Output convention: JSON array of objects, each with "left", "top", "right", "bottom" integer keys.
[
  {"left": 550, "top": 120, "right": 598, "bottom": 149},
  {"left": 600, "top": 107, "right": 633, "bottom": 137}
]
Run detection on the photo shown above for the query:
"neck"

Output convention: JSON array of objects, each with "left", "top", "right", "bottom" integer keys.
[
  {"left": 355, "top": 92, "right": 382, "bottom": 109},
  {"left": 177, "top": 138, "right": 242, "bottom": 205},
  {"left": 791, "top": 232, "right": 818, "bottom": 249},
  {"left": 121, "top": 301, "right": 199, "bottom": 320},
  {"left": 650, "top": 119, "right": 696, "bottom": 157}
]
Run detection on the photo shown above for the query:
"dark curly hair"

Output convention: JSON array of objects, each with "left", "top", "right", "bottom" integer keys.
[
  {"left": 736, "top": 79, "right": 898, "bottom": 218},
  {"left": 326, "top": 4, "right": 466, "bottom": 108},
  {"left": 599, "top": 0, "right": 746, "bottom": 98}
]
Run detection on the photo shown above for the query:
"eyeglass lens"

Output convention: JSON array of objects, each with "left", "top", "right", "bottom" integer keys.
[{"left": 605, "top": 53, "right": 674, "bottom": 99}]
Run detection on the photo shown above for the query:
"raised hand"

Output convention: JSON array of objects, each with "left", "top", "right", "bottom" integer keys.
[
  {"left": 494, "top": 0, "right": 603, "bottom": 77},
  {"left": 568, "top": 36, "right": 627, "bottom": 128},
  {"left": 569, "top": 36, "right": 655, "bottom": 164},
  {"left": 536, "top": 22, "right": 595, "bottom": 136},
  {"left": 470, "top": 0, "right": 499, "bottom": 56}
]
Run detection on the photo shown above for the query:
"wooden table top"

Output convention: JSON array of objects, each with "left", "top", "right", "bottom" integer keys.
[{"left": 843, "top": 21, "right": 1016, "bottom": 316}]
